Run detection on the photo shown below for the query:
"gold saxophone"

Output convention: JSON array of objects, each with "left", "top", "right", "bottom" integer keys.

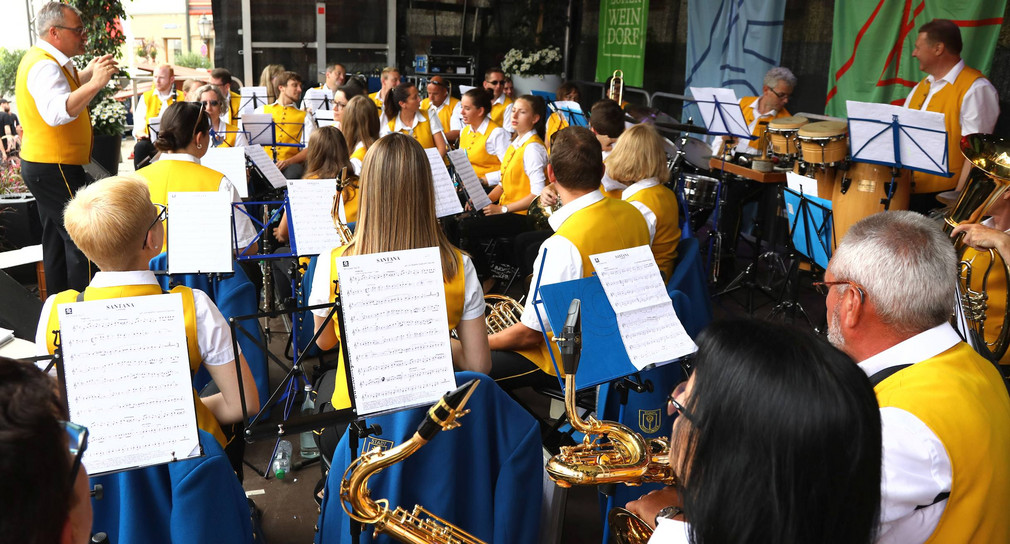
[
  {"left": 339, "top": 379, "right": 486, "bottom": 544},
  {"left": 330, "top": 167, "right": 357, "bottom": 245}
]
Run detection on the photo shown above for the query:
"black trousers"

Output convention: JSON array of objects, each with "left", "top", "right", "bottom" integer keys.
[
  {"left": 20, "top": 160, "right": 93, "bottom": 293},
  {"left": 134, "top": 138, "right": 156, "bottom": 170},
  {"left": 457, "top": 213, "right": 534, "bottom": 278},
  {"left": 489, "top": 349, "right": 558, "bottom": 391}
]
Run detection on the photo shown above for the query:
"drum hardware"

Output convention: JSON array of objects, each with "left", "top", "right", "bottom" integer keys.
[{"left": 837, "top": 160, "right": 852, "bottom": 195}]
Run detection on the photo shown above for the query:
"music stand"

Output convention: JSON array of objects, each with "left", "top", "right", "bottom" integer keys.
[
  {"left": 769, "top": 186, "right": 833, "bottom": 328},
  {"left": 303, "top": 87, "right": 331, "bottom": 112},
  {"left": 549, "top": 100, "right": 589, "bottom": 128},
  {"left": 239, "top": 86, "right": 268, "bottom": 115}
]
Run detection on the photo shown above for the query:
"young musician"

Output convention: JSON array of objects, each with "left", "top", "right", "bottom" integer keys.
[
  {"left": 458, "top": 88, "right": 508, "bottom": 178},
  {"left": 341, "top": 95, "right": 380, "bottom": 176},
  {"left": 35, "top": 176, "right": 260, "bottom": 446},
  {"left": 135, "top": 102, "right": 257, "bottom": 255},
  {"left": 309, "top": 133, "right": 490, "bottom": 410},
  {"left": 606, "top": 124, "right": 681, "bottom": 279},
  {"left": 590, "top": 99, "right": 628, "bottom": 198},
  {"left": 483, "top": 67, "right": 513, "bottom": 129},
  {"left": 421, "top": 76, "right": 460, "bottom": 144},
  {"left": 368, "top": 66, "right": 400, "bottom": 113},
  {"left": 195, "top": 84, "right": 242, "bottom": 147},
  {"left": 380, "top": 81, "right": 447, "bottom": 157},
  {"left": 249, "top": 71, "right": 315, "bottom": 178},
  {"left": 545, "top": 82, "right": 581, "bottom": 152},
  {"left": 331, "top": 80, "right": 366, "bottom": 128}
]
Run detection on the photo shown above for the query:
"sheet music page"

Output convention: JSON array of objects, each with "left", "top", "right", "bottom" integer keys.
[
  {"left": 591, "top": 245, "right": 697, "bottom": 369},
  {"left": 845, "top": 100, "right": 948, "bottom": 175},
  {"left": 786, "top": 171, "right": 821, "bottom": 198},
  {"left": 689, "top": 87, "right": 750, "bottom": 138},
  {"left": 286, "top": 179, "right": 340, "bottom": 256},
  {"left": 244, "top": 145, "right": 288, "bottom": 189},
  {"left": 446, "top": 149, "right": 493, "bottom": 210},
  {"left": 201, "top": 147, "right": 249, "bottom": 198},
  {"left": 58, "top": 293, "right": 201, "bottom": 475},
  {"left": 167, "top": 191, "right": 234, "bottom": 274},
  {"left": 239, "top": 86, "right": 268, "bottom": 115},
  {"left": 424, "top": 147, "right": 464, "bottom": 218},
  {"left": 303, "top": 88, "right": 330, "bottom": 112},
  {"left": 148, "top": 116, "right": 162, "bottom": 138},
  {"left": 459, "top": 85, "right": 475, "bottom": 95},
  {"left": 241, "top": 113, "right": 276, "bottom": 146},
  {"left": 314, "top": 109, "right": 336, "bottom": 128},
  {"left": 336, "top": 247, "right": 456, "bottom": 415}
]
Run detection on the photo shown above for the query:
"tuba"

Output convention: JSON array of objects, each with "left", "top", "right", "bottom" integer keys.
[
  {"left": 339, "top": 380, "right": 486, "bottom": 544},
  {"left": 609, "top": 69, "right": 624, "bottom": 105},
  {"left": 945, "top": 134, "right": 1010, "bottom": 363},
  {"left": 330, "top": 167, "right": 357, "bottom": 246},
  {"left": 485, "top": 294, "right": 524, "bottom": 334},
  {"left": 527, "top": 194, "right": 562, "bottom": 230}
]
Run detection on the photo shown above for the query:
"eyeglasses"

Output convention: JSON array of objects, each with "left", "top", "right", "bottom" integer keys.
[
  {"left": 62, "top": 421, "right": 88, "bottom": 486},
  {"left": 54, "top": 25, "right": 86, "bottom": 36},
  {"left": 487, "top": 80, "right": 504, "bottom": 86},
  {"left": 812, "top": 280, "right": 866, "bottom": 303},
  {"left": 769, "top": 88, "right": 791, "bottom": 100},
  {"left": 200, "top": 100, "right": 221, "bottom": 108},
  {"left": 192, "top": 102, "right": 206, "bottom": 145},
  {"left": 666, "top": 381, "right": 697, "bottom": 425},
  {"left": 143, "top": 203, "right": 167, "bottom": 248},
  {"left": 334, "top": 101, "right": 347, "bottom": 110}
]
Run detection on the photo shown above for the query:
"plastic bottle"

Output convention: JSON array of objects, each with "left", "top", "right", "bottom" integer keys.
[
  {"left": 273, "top": 439, "right": 292, "bottom": 479},
  {"left": 299, "top": 384, "right": 319, "bottom": 460}
]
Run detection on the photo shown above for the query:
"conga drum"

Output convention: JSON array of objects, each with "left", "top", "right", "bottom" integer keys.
[
  {"left": 767, "top": 116, "right": 808, "bottom": 158},
  {"left": 794, "top": 162, "right": 839, "bottom": 200},
  {"left": 831, "top": 161, "right": 911, "bottom": 247},
  {"left": 798, "top": 121, "right": 848, "bottom": 165}
]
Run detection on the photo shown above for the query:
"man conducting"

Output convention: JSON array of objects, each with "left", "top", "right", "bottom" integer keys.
[
  {"left": 15, "top": 1, "right": 116, "bottom": 293},
  {"left": 133, "top": 64, "right": 183, "bottom": 169}
]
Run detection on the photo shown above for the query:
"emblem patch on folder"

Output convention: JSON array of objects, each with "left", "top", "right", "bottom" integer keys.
[
  {"left": 639, "top": 409, "right": 661, "bottom": 434},
  {"left": 363, "top": 437, "right": 394, "bottom": 452}
]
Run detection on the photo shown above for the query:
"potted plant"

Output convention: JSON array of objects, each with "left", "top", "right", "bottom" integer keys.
[
  {"left": 501, "top": 46, "right": 564, "bottom": 96},
  {"left": 90, "top": 93, "right": 127, "bottom": 175},
  {"left": 0, "top": 158, "right": 41, "bottom": 251}
]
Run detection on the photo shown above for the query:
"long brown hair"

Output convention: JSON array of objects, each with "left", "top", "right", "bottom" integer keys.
[
  {"left": 342, "top": 95, "right": 379, "bottom": 152},
  {"left": 347, "top": 133, "right": 460, "bottom": 280},
  {"left": 305, "top": 126, "right": 352, "bottom": 179}
]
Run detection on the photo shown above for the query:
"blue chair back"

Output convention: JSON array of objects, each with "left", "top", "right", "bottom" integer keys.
[{"left": 666, "top": 237, "right": 712, "bottom": 338}]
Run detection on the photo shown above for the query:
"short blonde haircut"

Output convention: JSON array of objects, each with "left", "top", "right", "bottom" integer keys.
[
  {"left": 605, "top": 124, "right": 669, "bottom": 184},
  {"left": 64, "top": 176, "right": 157, "bottom": 270}
]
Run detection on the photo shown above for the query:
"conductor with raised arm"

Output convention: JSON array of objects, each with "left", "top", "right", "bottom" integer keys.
[{"left": 15, "top": 1, "right": 117, "bottom": 293}]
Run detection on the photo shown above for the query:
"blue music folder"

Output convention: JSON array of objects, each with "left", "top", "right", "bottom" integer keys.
[
  {"left": 538, "top": 275, "right": 677, "bottom": 391},
  {"left": 783, "top": 189, "right": 833, "bottom": 270}
]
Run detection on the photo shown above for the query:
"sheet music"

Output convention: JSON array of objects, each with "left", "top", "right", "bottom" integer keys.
[
  {"left": 845, "top": 100, "right": 949, "bottom": 176},
  {"left": 167, "top": 191, "right": 234, "bottom": 274},
  {"left": 244, "top": 145, "right": 288, "bottom": 189},
  {"left": 786, "top": 171, "right": 821, "bottom": 198},
  {"left": 688, "top": 87, "right": 751, "bottom": 138},
  {"left": 148, "top": 116, "right": 162, "bottom": 138},
  {"left": 201, "top": 147, "right": 249, "bottom": 198},
  {"left": 459, "top": 85, "right": 475, "bottom": 95},
  {"left": 446, "top": 149, "right": 493, "bottom": 210},
  {"left": 239, "top": 86, "right": 267, "bottom": 115},
  {"left": 425, "top": 147, "right": 464, "bottom": 218},
  {"left": 240, "top": 113, "right": 275, "bottom": 146},
  {"left": 58, "top": 293, "right": 201, "bottom": 475},
  {"left": 337, "top": 247, "right": 456, "bottom": 415},
  {"left": 314, "top": 109, "right": 337, "bottom": 128},
  {"left": 303, "top": 87, "right": 331, "bottom": 112},
  {"left": 286, "top": 179, "right": 340, "bottom": 256},
  {"left": 590, "top": 245, "right": 697, "bottom": 369}
]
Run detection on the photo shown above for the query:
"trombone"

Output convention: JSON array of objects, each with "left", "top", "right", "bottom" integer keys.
[{"left": 609, "top": 69, "right": 624, "bottom": 105}]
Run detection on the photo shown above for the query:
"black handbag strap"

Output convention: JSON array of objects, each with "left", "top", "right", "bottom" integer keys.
[{"left": 869, "top": 364, "right": 912, "bottom": 387}]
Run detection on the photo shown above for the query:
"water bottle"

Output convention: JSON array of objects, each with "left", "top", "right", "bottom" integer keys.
[
  {"left": 273, "top": 439, "right": 292, "bottom": 479},
  {"left": 299, "top": 384, "right": 319, "bottom": 460}
]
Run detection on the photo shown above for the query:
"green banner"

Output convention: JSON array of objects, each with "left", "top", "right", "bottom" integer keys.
[
  {"left": 596, "top": 0, "right": 649, "bottom": 87},
  {"left": 825, "top": 2, "right": 1004, "bottom": 117}
]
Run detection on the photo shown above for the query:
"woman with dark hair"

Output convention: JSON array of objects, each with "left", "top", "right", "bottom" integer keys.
[
  {"left": 342, "top": 95, "right": 380, "bottom": 176},
  {"left": 629, "top": 319, "right": 881, "bottom": 544},
  {"left": 380, "top": 81, "right": 447, "bottom": 157},
  {"left": 458, "top": 88, "right": 508, "bottom": 179},
  {"left": 135, "top": 101, "right": 257, "bottom": 255}
]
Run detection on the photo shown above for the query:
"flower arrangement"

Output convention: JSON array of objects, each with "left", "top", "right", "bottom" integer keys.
[
  {"left": 502, "top": 46, "right": 563, "bottom": 77},
  {"left": 0, "top": 158, "right": 26, "bottom": 196},
  {"left": 91, "top": 95, "right": 127, "bottom": 137}
]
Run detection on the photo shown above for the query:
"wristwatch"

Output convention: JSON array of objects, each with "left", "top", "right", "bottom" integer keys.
[
  {"left": 655, "top": 506, "right": 683, "bottom": 525},
  {"left": 501, "top": 205, "right": 509, "bottom": 214}
]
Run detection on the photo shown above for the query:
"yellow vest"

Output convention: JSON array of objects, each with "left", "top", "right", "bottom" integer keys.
[
  {"left": 141, "top": 88, "right": 183, "bottom": 137},
  {"left": 459, "top": 118, "right": 503, "bottom": 178},
  {"left": 212, "top": 120, "right": 239, "bottom": 147},
  {"left": 625, "top": 184, "right": 682, "bottom": 280},
  {"left": 136, "top": 159, "right": 224, "bottom": 248},
  {"left": 229, "top": 90, "right": 241, "bottom": 121},
  {"left": 960, "top": 246, "right": 1010, "bottom": 365},
  {"left": 45, "top": 284, "right": 227, "bottom": 447},
  {"left": 351, "top": 141, "right": 367, "bottom": 164},
  {"left": 739, "top": 96, "right": 790, "bottom": 152},
  {"left": 545, "top": 112, "right": 566, "bottom": 153},
  {"left": 421, "top": 96, "right": 459, "bottom": 136},
  {"left": 500, "top": 134, "right": 546, "bottom": 213},
  {"left": 490, "top": 96, "right": 513, "bottom": 127},
  {"left": 262, "top": 103, "right": 307, "bottom": 161},
  {"left": 387, "top": 110, "right": 437, "bottom": 149},
  {"left": 369, "top": 91, "right": 383, "bottom": 113},
  {"left": 517, "top": 197, "right": 651, "bottom": 375},
  {"left": 875, "top": 342, "right": 1010, "bottom": 543},
  {"left": 907, "top": 66, "right": 985, "bottom": 193},
  {"left": 327, "top": 245, "right": 467, "bottom": 408},
  {"left": 15, "top": 46, "right": 92, "bottom": 165}
]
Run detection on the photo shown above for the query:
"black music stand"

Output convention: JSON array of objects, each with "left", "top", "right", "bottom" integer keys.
[{"left": 768, "top": 187, "right": 833, "bottom": 328}]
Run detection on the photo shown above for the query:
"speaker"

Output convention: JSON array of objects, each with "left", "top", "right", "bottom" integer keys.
[{"left": 0, "top": 268, "right": 42, "bottom": 341}]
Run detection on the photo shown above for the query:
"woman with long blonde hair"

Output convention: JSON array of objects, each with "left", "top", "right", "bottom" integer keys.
[
  {"left": 259, "top": 63, "right": 285, "bottom": 103},
  {"left": 340, "top": 95, "right": 380, "bottom": 176}
]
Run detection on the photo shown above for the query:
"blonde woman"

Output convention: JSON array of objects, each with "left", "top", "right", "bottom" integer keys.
[
  {"left": 606, "top": 123, "right": 681, "bottom": 279},
  {"left": 310, "top": 133, "right": 490, "bottom": 410},
  {"left": 341, "top": 95, "right": 380, "bottom": 176},
  {"left": 259, "top": 63, "right": 285, "bottom": 104}
]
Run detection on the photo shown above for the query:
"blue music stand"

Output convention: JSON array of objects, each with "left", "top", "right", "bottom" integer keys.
[{"left": 783, "top": 188, "right": 833, "bottom": 270}]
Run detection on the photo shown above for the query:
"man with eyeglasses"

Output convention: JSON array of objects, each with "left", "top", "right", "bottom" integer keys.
[
  {"left": 823, "top": 211, "right": 1010, "bottom": 543},
  {"left": 422, "top": 76, "right": 460, "bottom": 144},
  {"left": 483, "top": 67, "right": 515, "bottom": 131},
  {"left": 710, "top": 66, "right": 796, "bottom": 157},
  {"left": 15, "top": 1, "right": 116, "bottom": 295},
  {"left": 209, "top": 67, "right": 242, "bottom": 125},
  {"left": 0, "top": 356, "right": 93, "bottom": 544}
]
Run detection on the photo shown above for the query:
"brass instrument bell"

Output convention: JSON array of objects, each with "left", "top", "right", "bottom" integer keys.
[
  {"left": 944, "top": 134, "right": 1010, "bottom": 234},
  {"left": 609, "top": 69, "right": 624, "bottom": 105}
]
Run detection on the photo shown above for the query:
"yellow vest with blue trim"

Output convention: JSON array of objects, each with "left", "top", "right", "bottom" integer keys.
[
  {"left": 460, "top": 118, "right": 503, "bottom": 178},
  {"left": 874, "top": 341, "right": 1010, "bottom": 543},
  {"left": 518, "top": 197, "right": 651, "bottom": 375},
  {"left": 15, "top": 46, "right": 92, "bottom": 165},
  {"left": 387, "top": 110, "right": 437, "bottom": 150},
  {"left": 489, "top": 96, "right": 513, "bottom": 127},
  {"left": 136, "top": 159, "right": 224, "bottom": 248},
  {"left": 326, "top": 245, "right": 468, "bottom": 408},
  {"left": 45, "top": 284, "right": 228, "bottom": 447},
  {"left": 625, "top": 184, "right": 682, "bottom": 280},
  {"left": 500, "top": 134, "right": 546, "bottom": 214},
  {"left": 421, "top": 96, "right": 459, "bottom": 137},
  {"left": 262, "top": 103, "right": 307, "bottom": 161},
  {"left": 907, "top": 66, "right": 985, "bottom": 194},
  {"left": 141, "top": 88, "right": 183, "bottom": 137}
]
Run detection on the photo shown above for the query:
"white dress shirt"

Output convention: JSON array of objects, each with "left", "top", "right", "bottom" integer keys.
[
  {"left": 485, "top": 129, "right": 547, "bottom": 191},
  {"left": 622, "top": 177, "right": 660, "bottom": 243},
  {"left": 859, "top": 323, "right": 960, "bottom": 544},
  {"left": 495, "top": 94, "right": 515, "bottom": 133},
  {"left": 25, "top": 40, "right": 79, "bottom": 127},
  {"left": 134, "top": 88, "right": 179, "bottom": 139},
  {"left": 903, "top": 59, "right": 999, "bottom": 136},
  {"left": 349, "top": 141, "right": 365, "bottom": 176},
  {"left": 248, "top": 101, "right": 315, "bottom": 147},
  {"left": 36, "top": 270, "right": 239, "bottom": 365},
  {"left": 379, "top": 110, "right": 444, "bottom": 139},
  {"left": 649, "top": 518, "right": 690, "bottom": 543},
  {"left": 428, "top": 99, "right": 462, "bottom": 132}
]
